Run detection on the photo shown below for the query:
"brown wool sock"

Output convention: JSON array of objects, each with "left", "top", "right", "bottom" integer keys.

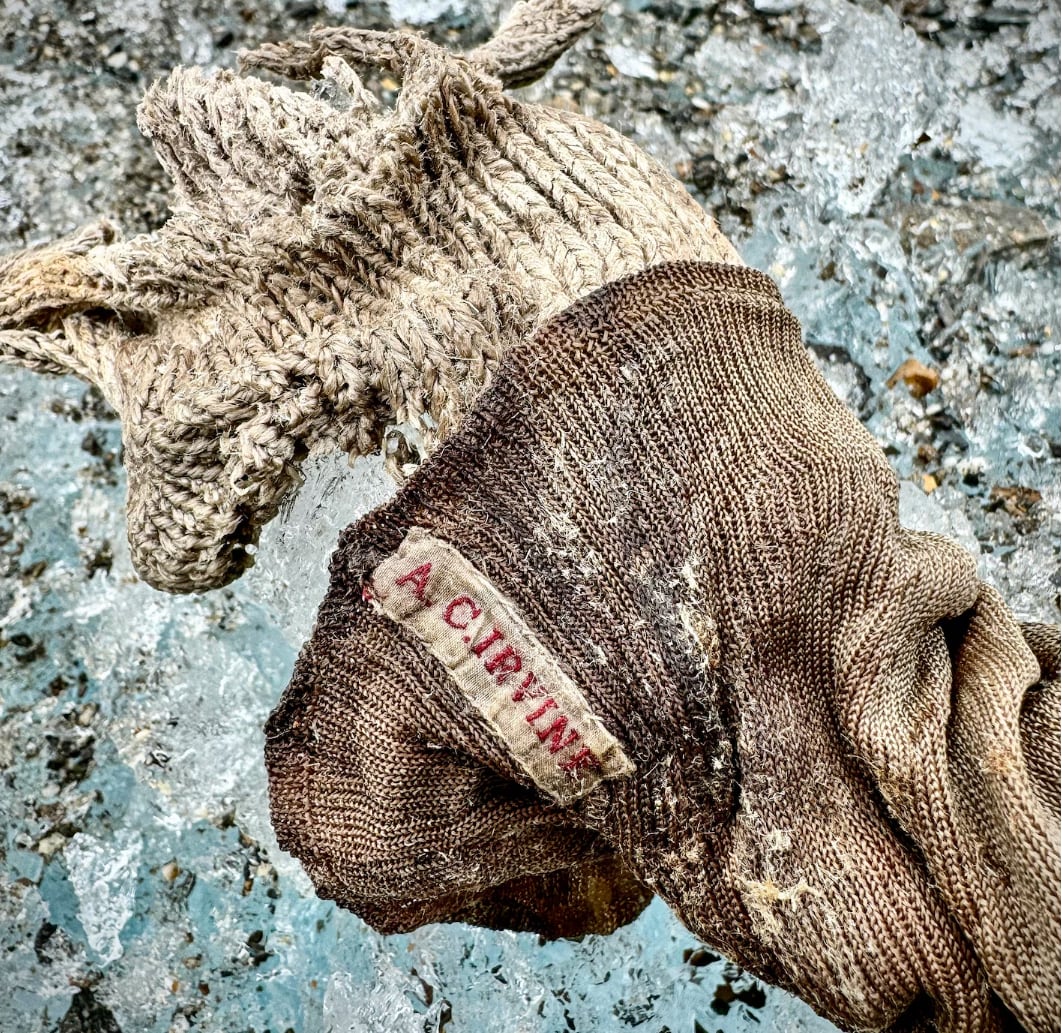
[{"left": 266, "top": 262, "right": 1060, "bottom": 1033}]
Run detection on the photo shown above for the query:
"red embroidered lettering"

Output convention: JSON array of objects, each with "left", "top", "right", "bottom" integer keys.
[
  {"left": 558, "top": 747, "right": 601, "bottom": 774},
  {"left": 511, "top": 672, "right": 536, "bottom": 702},
  {"left": 443, "top": 595, "right": 482, "bottom": 629},
  {"left": 526, "top": 698, "right": 558, "bottom": 724},
  {"left": 371, "top": 531, "right": 635, "bottom": 802},
  {"left": 535, "top": 715, "right": 581, "bottom": 755},
  {"left": 471, "top": 628, "right": 504, "bottom": 656},
  {"left": 483, "top": 645, "right": 523, "bottom": 684},
  {"left": 394, "top": 562, "right": 432, "bottom": 602}
]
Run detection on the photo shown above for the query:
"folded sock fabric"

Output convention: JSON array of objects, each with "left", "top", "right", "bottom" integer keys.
[
  {"left": 0, "top": 2, "right": 737, "bottom": 593},
  {"left": 267, "top": 262, "right": 1060, "bottom": 1033}
]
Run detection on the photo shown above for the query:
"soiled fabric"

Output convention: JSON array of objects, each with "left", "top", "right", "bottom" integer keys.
[
  {"left": 267, "top": 262, "right": 1060, "bottom": 1033},
  {"left": 0, "top": 0, "right": 737, "bottom": 593}
]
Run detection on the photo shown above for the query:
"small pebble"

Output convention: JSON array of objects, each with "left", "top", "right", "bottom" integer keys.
[
  {"left": 36, "top": 833, "right": 67, "bottom": 858},
  {"left": 887, "top": 358, "right": 940, "bottom": 399}
]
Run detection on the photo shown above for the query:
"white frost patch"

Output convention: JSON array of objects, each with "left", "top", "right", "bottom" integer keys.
[
  {"left": 387, "top": 0, "right": 462, "bottom": 26},
  {"left": 66, "top": 829, "right": 142, "bottom": 965},
  {"left": 956, "top": 94, "right": 1035, "bottom": 170}
]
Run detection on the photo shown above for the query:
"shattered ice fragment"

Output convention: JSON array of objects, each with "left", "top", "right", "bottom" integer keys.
[
  {"left": 239, "top": 452, "right": 397, "bottom": 647},
  {"left": 65, "top": 829, "right": 142, "bottom": 965},
  {"left": 324, "top": 967, "right": 443, "bottom": 1033},
  {"left": 605, "top": 44, "right": 657, "bottom": 80},
  {"left": 898, "top": 481, "right": 981, "bottom": 560}
]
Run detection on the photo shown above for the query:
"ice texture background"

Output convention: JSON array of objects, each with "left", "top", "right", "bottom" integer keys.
[{"left": 0, "top": 0, "right": 1057, "bottom": 1030}]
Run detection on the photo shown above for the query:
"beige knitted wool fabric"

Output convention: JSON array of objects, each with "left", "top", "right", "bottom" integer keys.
[
  {"left": 0, "top": 0, "right": 738, "bottom": 593},
  {"left": 267, "top": 262, "right": 1060, "bottom": 1033}
]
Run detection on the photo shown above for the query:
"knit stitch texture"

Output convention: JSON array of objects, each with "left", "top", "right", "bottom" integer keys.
[
  {"left": 267, "top": 262, "right": 1060, "bottom": 1033},
  {"left": 0, "top": 0, "right": 738, "bottom": 592}
]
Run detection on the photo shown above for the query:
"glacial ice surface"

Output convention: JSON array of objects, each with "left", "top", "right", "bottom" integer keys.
[{"left": 0, "top": 0, "right": 1057, "bottom": 1031}]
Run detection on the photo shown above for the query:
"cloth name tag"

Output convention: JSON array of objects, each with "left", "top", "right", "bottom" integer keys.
[{"left": 367, "top": 528, "right": 634, "bottom": 805}]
